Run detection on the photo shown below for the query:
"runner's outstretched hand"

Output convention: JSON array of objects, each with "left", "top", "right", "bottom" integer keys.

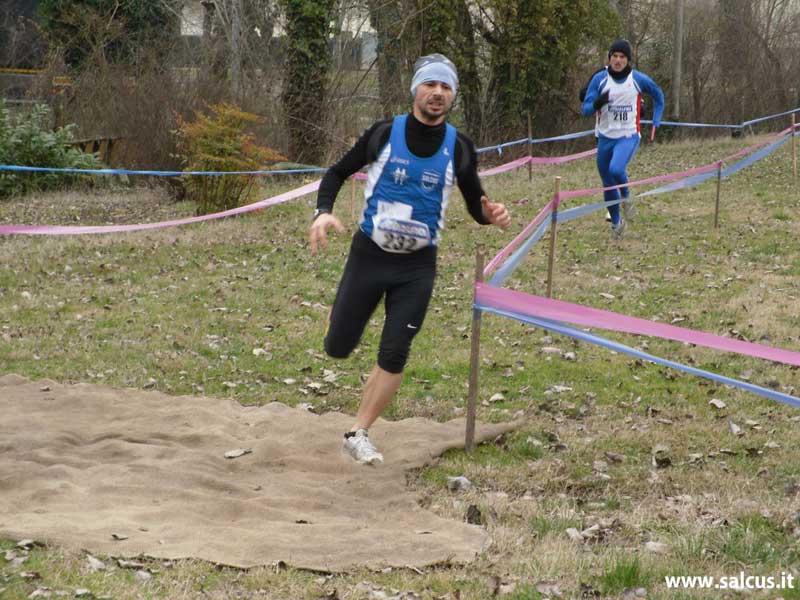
[
  {"left": 481, "top": 196, "right": 510, "bottom": 229},
  {"left": 593, "top": 90, "right": 610, "bottom": 111},
  {"left": 309, "top": 213, "right": 345, "bottom": 255},
  {"left": 650, "top": 125, "right": 657, "bottom": 142}
]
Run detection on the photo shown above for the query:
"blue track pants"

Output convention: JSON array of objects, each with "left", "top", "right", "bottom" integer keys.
[{"left": 596, "top": 135, "right": 640, "bottom": 226}]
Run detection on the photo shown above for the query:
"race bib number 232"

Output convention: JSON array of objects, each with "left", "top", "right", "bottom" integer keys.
[{"left": 371, "top": 216, "right": 431, "bottom": 253}]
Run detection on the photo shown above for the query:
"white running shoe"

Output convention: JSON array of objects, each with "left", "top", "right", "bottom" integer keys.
[
  {"left": 622, "top": 197, "right": 636, "bottom": 220},
  {"left": 343, "top": 429, "right": 384, "bottom": 465},
  {"left": 611, "top": 219, "right": 627, "bottom": 239}
]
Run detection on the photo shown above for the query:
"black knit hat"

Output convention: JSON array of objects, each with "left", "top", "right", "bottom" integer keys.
[{"left": 608, "top": 39, "right": 632, "bottom": 61}]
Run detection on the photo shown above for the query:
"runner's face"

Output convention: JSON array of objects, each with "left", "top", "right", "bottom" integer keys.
[
  {"left": 413, "top": 81, "right": 454, "bottom": 125},
  {"left": 609, "top": 51, "right": 628, "bottom": 72}
]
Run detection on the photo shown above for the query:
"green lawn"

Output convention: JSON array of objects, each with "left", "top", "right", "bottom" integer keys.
[{"left": 1, "top": 132, "right": 799, "bottom": 599}]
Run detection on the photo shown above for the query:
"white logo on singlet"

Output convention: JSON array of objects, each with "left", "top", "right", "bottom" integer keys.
[
  {"left": 421, "top": 169, "right": 440, "bottom": 191},
  {"left": 393, "top": 167, "right": 409, "bottom": 185}
]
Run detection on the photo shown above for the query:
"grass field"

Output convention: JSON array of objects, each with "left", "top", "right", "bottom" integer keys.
[{"left": 1, "top": 131, "right": 799, "bottom": 599}]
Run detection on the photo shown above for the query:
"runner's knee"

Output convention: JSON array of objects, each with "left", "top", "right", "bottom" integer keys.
[
  {"left": 324, "top": 333, "right": 357, "bottom": 359},
  {"left": 377, "top": 340, "right": 411, "bottom": 374},
  {"left": 608, "top": 164, "right": 628, "bottom": 182}
]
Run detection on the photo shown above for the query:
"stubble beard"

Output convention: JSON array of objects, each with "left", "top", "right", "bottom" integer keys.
[{"left": 418, "top": 100, "right": 450, "bottom": 123}]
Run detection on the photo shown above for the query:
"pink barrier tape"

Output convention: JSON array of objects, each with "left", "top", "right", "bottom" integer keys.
[
  {"left": 477, "top": 302, "right": 800, "bottom": 407},
  {"left": 721, "top": 126, "right": 792, "bottom": 162},
  {"left": 560, "top": 126, "right": 793, "bottom": 201},
  {"left": 475, "top": 283, "right": 800, "bottom": 367},
  {"left": 0, "top": 180, "right": 321, "bottom": 236},
  {"left": 529, "top": 148, "right": 598, "bottom": 165},
  {"left": 560, "top": 162, "right": 719, "bottom": 201},
  {"left": 351, "top": 148, "right": 596, "bottom": 183},
  {"left": 351, "top": 159, "right": 539, "bottom": 181},
  {"left": 482, "top": 126, "right": 793, "bottom": 278},
  {"left": 483, "top": 196, "right": 557, "bottom": 277},
  {"left": 479, "top": 156, "right": 531, "bottom": 177},
  {"left": 0, "top": 148, "right": 579, "bottom": 237},
  {"left": 4, "top": 125, "right": 783, "bottom": 237}
]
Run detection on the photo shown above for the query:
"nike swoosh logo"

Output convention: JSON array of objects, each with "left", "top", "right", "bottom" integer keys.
[{"left": 407, "top": 324, "right": 418, "bottom": 329}]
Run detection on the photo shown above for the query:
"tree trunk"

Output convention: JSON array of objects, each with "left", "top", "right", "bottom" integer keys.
[
  {"left": 280, "top": 0, "right": 335, "bottom": 164},
  {"left": 452, "top": 0, "right": 483, "bottom": 141},
  {"left": 671, "top": 0, "right": 684, "bottom": 120},
  {"left": 367, "top": 0, "right": 407, "bottom": 118},
  {"left": 229, "top": 0, "right": 242, "bottom": 101},
  {"left": 718, "top": 0, "right": 753, "bottom": 123}
]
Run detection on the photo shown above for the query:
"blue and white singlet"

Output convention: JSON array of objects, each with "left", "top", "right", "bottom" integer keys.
[{"left": 360, "top": 114, "right": 456, "bottom": 253}]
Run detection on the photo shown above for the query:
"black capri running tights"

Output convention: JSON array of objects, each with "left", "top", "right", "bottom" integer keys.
[{"left": 324, "top": 230, "right": 437, "bottom": 373}]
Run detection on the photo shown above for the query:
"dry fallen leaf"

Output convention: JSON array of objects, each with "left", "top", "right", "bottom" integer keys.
[
  {"left": 86, "top": 554, "right": 106, "bottom": 572},
  {"left": 118, "top": 559, "right": 145, "bottom": 569},
  {"left": 224, "top": 448, "right": 253, "bottom": 459},
  {"left": 565, "top": 528, "right": 584, "bottom": 542},
  {"left": 580, "top": 524, "right": 602, "bottom": 540},
  {"left": 645, "top": 541, "right": 669, "bottom": 554},
  {"left": 446, "top": 476, "right": 472, "bottom": 492},
  {"left": 535, "top": 581, "right": 563, "bottom": 598}
]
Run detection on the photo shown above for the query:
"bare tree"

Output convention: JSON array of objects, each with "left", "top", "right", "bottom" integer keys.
[
  {"left": 366, "top": 0, "right": 418, "bottom": 118},
  {"left": 671, "top": 0, "right": 684, "bottom": 119}
]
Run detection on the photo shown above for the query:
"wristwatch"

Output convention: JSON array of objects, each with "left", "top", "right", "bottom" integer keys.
[{"left": 312, "top": 208, "right": 330, "bottom": 221}]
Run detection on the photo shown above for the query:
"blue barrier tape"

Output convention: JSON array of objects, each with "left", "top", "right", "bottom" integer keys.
[
  {"left": 741, "top": 107, "right": 800, "bottom": 127},
  {"left": 491, "top": 129, "right": 792, "bottom": 280},
  {"left": 489, "top": 199, "right": 623, "bottom": 286},
  {"left": 557, "top": 199, "right": 616, "bottom": 224},
  {"left": 489, "top": 128, "right": 790, "bottom": 281},
  {"left": 476, "top": 130, "right": 597, "bottom": 154},
  {"left": 476, "top": 138, "right": 529, "bottom": 155},
  {"left": 721, "top": 134, "right": 791, "bottom": 175},
  {"left": 3, "top": 107, "right": 796, "bottom": 175},
  {"left": 638, "top": 134, "right": 790, "bottom": 197},
  {"left": 489, "top": 219, "right": 550, "bottom": 286},
  {"left": 641, "top": 119, "right": 740, "bottom": 130},
  {"left": 475, "top": 303, "right": 800, "bottom": 408},
  {"left": 530, "top": 130, "right": 597, "bottom": 144},
  {"left": 0, "top": 165, "right": 328, "bottom": 176},
  {"left": 636, "top": 170, "right": 717, "bottom": 197}
]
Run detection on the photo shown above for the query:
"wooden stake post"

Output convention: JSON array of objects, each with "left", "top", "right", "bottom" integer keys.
[
  {"left": 527, "top": 112, "right": 533, "bottom": 182},
  {"left": 349, "top": 137, "right": 358, "bottom": 222},
  {"left": 350, "top": 177, "right": 356, "bottom": 222},
  {"left": 714, "top": 161, "right": 723, "bottom": 229},
  {"left": 465, "top": 247, "right": 484, "bottom": 452},
  {"left": 792, "top": 113, "right": 797, "bottom": 180},
  {"left": 546, "top": 177, "right": 561, "bottom": 298}
]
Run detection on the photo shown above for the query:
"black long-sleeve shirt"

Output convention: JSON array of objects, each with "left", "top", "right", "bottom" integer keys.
[{"left": 316, "top": 113, "right": 489, "bottom": 225}]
